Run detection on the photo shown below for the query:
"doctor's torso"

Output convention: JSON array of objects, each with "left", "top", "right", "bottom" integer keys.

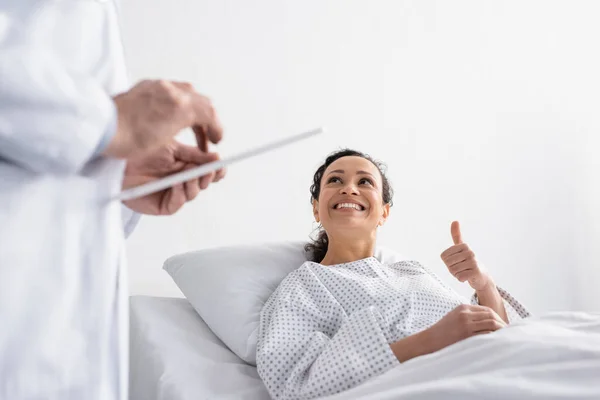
[{"left": 0, "top": 1, "right": 131, "bottom": 399}]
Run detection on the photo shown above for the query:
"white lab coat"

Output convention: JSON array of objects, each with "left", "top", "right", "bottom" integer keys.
[{"left": 0, "top": 1, "right": 135, "bottom": 399}]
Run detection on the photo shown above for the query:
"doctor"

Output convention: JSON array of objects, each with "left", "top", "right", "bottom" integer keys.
[{"left": 0, "top": 1, "right": 224, "bottom": 399}]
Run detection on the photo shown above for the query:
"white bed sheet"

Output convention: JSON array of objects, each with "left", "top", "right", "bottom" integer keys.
[
  {"left": 324, "top": 312, "right": 600, "bottom": 400},
  {"left": 129, "top": 296, "right": 270, "bottom": 400},
  {"left": 130, "top": 297, "right": 600, "bottom": 400}
]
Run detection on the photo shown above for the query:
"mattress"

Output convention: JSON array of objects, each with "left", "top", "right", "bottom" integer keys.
[{"left": 129, "top": 296, "right": 270, "bottom": 400}]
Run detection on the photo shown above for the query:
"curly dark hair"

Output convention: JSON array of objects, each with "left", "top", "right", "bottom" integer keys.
[{"left": 305, "top": 149, "right": 394, "bottom": 262}]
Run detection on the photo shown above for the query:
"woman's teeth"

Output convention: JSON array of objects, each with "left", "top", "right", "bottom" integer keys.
[{"left": 335, "top": 203, "right": 364, "bottom": 211}]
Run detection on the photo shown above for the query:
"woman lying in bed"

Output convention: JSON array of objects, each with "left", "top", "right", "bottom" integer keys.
[{"left": 256, "top": 149, "right": 530, "bottom": 400}]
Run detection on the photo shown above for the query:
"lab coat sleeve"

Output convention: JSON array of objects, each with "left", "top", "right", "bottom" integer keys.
[
  {"left": 256, "top": 268, "right": 398, "bottom": 400},
  {"left": 0, "top": 19, "right": 117, "bottom": 174},
  {"left": 121, "top": 205, "right": 141, "bottom": 238}
]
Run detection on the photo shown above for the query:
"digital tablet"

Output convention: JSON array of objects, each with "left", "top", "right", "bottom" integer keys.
[{"left": 112, "top": 127, "right": 324, "bottom": 202}]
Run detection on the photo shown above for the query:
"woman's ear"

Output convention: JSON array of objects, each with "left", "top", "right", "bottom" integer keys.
[
  {"left": 379, "top": 203, "right": 391, "bottom": 226},
  {"left": 312, "top": 199, "right": 320, "bottom": 223}
]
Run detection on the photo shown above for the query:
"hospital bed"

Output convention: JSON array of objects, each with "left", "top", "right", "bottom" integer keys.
[
  {"left": 129, "top": 295, "right": 269, "bottom": 400},
  {"left": 128, "top": 242, "right": 600, "bottom": 400},
  {"left": 128, "top": 241, "right": 402, "bottom": 400}
]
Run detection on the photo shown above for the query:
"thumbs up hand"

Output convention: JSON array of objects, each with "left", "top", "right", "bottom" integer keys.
[{"left": 441, "top": 221, "right": 491, "bottom": 291}]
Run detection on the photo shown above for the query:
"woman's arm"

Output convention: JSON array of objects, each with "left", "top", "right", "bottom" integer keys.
[
  {"left": 390, "top": 304, "right": 506, "bottom": 362},
  {"left": 474, "top": 279, "right": 508, "bottom": 323},
  {"left": 441, "top": 221, "right": 513, "bottom": 323},
  {"left": 390, "top": 330, "right": 433, "bottom": 362}
]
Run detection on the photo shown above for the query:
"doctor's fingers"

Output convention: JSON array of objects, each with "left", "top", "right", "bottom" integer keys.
[
  {"left": 213, "top": 166, "right": 226, "bottom": 182},
  {"left": 193, "top": 125, "right": 209, "bottom": 153},
  {"left": 198, "top": 170, "right": 216, "bottom": 190},
  {"left": 164, "top": 183, "right": 188, "bottom": 215},
  {"left": 183, "top": 179, "right": 201, "bottom": 202},
  {"left": 190, "top": 97, "right": 223, "bottom": 145},
  {"left": 175, "top": 145, "right": 226, "bottom": 183},
  {"left": 179, "top": 164, "right": 215, "bottom": 201},
  {"left": 171, "top": 81, "right": 224, "bottom": 145},
  {"left": 174, "top": 143, "right": 220, "bottom": 166},
  {"left": 177, "top": 163, "right": 201, "bottom": 201},
  {"left": 170, "top": 82, "right": 208, "bottom": 152}
]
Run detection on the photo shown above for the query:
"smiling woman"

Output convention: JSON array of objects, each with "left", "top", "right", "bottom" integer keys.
[
  {"left": 305, "top": 149, "right": 394, "bottom": 265},
  {"left": 255, "top": 149, "right": 530, "bottom": 400}
]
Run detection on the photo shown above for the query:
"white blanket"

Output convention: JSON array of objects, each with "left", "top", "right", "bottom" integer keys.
[{"left": 324, "top": 312, "right": 600, "bottom": 399}]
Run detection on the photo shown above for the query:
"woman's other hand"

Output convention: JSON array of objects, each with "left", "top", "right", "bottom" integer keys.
[
  {"left": 441, "top": 221, "right": 491, "bottom": 291},
  {"left": 390, "top": 304, "right": 506, "bottom": 362},
  {"left": 423, "top": 304, "right": 506, "bottom": 353}
]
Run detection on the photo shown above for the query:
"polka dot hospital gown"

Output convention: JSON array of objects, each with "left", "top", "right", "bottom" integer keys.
[{"left": 257, "top": 257, "right": 530, "bottom": 400}]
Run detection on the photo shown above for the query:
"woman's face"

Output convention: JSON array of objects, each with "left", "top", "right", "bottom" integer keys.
[{"left": 313, "top": 156, "right": 390, "bottom": 239}]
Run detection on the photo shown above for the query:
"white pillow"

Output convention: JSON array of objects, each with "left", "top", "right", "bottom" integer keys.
[{"left": 163, "top": 241, "right": 405, "bottom": 365}]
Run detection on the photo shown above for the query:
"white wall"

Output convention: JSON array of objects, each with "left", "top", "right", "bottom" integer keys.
[{"left": 121, "top": 0, "right": 600, "bottom": 313}]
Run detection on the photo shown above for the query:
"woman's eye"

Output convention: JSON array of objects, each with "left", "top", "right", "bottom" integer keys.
[
  {"left": 359, "top": 178, "right": 373, "bottom": 186},
  {"left": 327, "top": 177, "right": 342, "bottom": 184}
]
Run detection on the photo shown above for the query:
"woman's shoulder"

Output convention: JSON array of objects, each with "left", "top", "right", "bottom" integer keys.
[
  {"left": 288, "top": 260, "right": 323, "bottom": 277},
  {"left": 264, "top": 261, "right": 329, "bottom": 310},
  {"left": 272, "top": 261, "right": 324, "bottom": 293}
]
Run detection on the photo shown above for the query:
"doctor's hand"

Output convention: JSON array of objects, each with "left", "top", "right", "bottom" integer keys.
[
  {"left": 104, "top": 80, "right": 223, "bottom": 159},
  {"left": 440, "top": 221, "right": 491, "bottom": 291},
  {"left": 121, "top": 140, "right": 225, "bottom": 215}
]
